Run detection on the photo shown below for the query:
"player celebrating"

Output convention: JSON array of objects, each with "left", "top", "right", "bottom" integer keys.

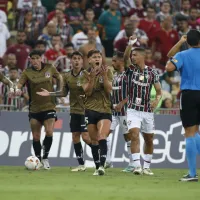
[
  {"left": 13, "top": 50, "right": 63, "bottom": 170},
  {"left": 105, "top": 51, "right": 134, "bottom": 172},
  {"left": 81, "top": 49, "right": 113, "bottom": 175},
  {"left": 124, "top": 37, "right": 162, "bottom": 175},
  {"left": 37, "top": 51, "right": 92, "bottom": 172}
]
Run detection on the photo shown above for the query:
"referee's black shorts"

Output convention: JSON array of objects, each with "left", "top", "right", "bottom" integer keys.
[
  {"left": 85, "top": 109, "right": 112, "bottom": 125},
  {"left": 180, "top": 90, "right": 200, "bottom": 127}
]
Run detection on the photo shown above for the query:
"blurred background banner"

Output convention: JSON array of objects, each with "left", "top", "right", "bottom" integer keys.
[{"left": 0, "top": 111, "right": 199, "bottom": 168}]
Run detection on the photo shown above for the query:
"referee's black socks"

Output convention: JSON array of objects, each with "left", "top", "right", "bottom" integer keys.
[
  {"left": 43, "top": 136, "right": 53, "bottom": 159},
  {"left": 33, "top": 140, "right": 42, "bottom": 161},
  {"left": 91, "top": 144, "right": 100, "bottom": 169},
  {"left": 74, "top": 142, "right": 84, "bottom": 165},
  {"left": 99, "top": 139, "right": 107, "bottom": 167}
]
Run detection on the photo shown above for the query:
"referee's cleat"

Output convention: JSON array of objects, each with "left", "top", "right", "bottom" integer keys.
[
  {"left": 133, "top": 167, "right": 143, "bottom": 175},
  {"left": 71, "top": 165, "right": 86, "bottom": 172},
  {"left": 183, "top": 173, "right": 198, "bottom": 178},
  {"left": 93, "top": 169, "right": 99, "bottom": 176},
  {"left": 104, "top": 162, "right": 113, "bottom": 169},
  {"left": 179, "top": 174, "right": 198, "bottom": 182},
  {"left": 121, "top": 166, "right": 134, "bottom": 172},
  {"left": 42, "top": 159, "right": 51, "bottom": 170},
  {"left": 98, "top": 166, "right": 105, "bottom": 176}
]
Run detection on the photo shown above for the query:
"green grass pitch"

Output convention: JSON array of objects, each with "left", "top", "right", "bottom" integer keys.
[{"left": 0, "top": 167, "right": 199, "bottom": 200}]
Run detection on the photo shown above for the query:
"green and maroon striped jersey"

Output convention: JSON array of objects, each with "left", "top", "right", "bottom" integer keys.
[
  {"left": 126, "top": 65, "right": 160, "bottom": 112},
  {"left": 112, "top": 71, "right": 128, "bottom": 116}
]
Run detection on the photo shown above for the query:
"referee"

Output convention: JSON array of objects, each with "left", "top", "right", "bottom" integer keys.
[{"left": 166, "top": 29, "right": 200, "bottom": 182}]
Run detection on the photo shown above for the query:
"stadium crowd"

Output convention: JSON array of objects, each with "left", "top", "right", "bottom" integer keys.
[{"left": 0, "top": 0, "right": 198, "bottom": 111}]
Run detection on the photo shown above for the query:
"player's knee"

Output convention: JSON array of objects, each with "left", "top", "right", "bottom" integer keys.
[
  {"left": 123, "top": 133, "right": 131, "bottom": 142},
  {"left": 32, "top": 134, "right": 40, "bottom": 141},
  {"left": 82, "top": 134, "right": 91, "bottom": 144},
  {"left": 45, "top": 130, "right": 53, "bottom": 137},
  {"left": 143, "top": 134, "right": 154, "bottom": 145}
]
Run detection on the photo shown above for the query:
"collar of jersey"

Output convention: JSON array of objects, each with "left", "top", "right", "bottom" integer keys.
[{"left": 71, "top": 68, "right": 83, "bottom": 77}]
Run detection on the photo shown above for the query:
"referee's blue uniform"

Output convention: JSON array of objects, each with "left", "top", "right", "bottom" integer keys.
[{"left": 170, "top": 30, "right": 200, "bottom": 181}]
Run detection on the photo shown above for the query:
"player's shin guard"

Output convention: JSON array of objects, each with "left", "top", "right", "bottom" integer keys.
[
  {"left": 106, "top": 134, "right": 112, "bottom": 164},
  {"left": 99, "top": 139, "right": 107, "bottom": 167},
  {"left": 91, "top": 144, "right": 100, "bottom": 169},
  {"left": 43, "top": 136, "right": 53, "bottom": 159},
  {"left": 186, "top": 137, "right": 197, "bottom": 177},
  {"left": 194, "top": 132, "right": 200, "bottom": 155},
  {"left": 74, "top": 142, "right": 84, "bottom": 165},
  {"left": 143, "top": 154, "right": 153, "bottom": 169},
  {"left": 33, "top": 140, "right": 42, "bottom": 161}
]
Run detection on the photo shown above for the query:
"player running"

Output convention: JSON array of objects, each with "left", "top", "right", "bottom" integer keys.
[
  {"left": 13, "top": 50, "right": 63, "bottom": 170},
  {"left": 38, "top": 51, "right": 92, "bottom": 172},
  {"left": 105, "top": 51, "right": 134, "bottom": 172},
  {"left": 124, "top": 37, "right": 162, "bottom": 175},
  {"left": 81, "top": 49, "right": 113, "bottom": 176}
]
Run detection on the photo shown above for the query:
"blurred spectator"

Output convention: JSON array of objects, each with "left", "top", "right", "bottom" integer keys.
[
  {"left": 98, "top": 0, "right": 121, "bottom": 57},
  {"left": 0, "top": 0, "right": 9, "bottom": 14},
  {"left": 2, "top": 53, "right": 19, "bottom": 77},
  {"left": 85, "top": 0, "right": 105, "bottom": 21},
  {"left": 161, "top": 98, "right": 173, "bottom": 108},
  {"left": 18, "top": 9, "right": 42, "bottom": 47},
  {"left": 0, "top": 68, "right": 29, "bottom": 111},
  {"left": 65, "top": 0, "right": 84, "bottom": 33},
  {"left": 0, "top": 21, "right": 10, "bottom": 58},
  {"left": 128, "top": 0, "right": 146, "bottom": 18},
  {"left": 31, "top": 0, "right": 47, "bottom": 28},
  {"left": 38, "top": 20, "right": 57, "bottom": 49},
  {"left": 176, "top": 14, "right": 190, "bottom": 51},
  {"left": 116, "top": 0, "right": 135, "bottom": 17},
  {"left": 64, "top": 43, "right": 75, "bottom": 57},
  {"left": 114, "top": 20, "right": 140, "bottom": 52},
  {"left": 156, "top": 1, "right": 171, "bottom": 23},
  {"left": 54, "top": 8, "right": 74, "bottom": 45},
  {"left": 47, "top": 1, "right": 68, "bottom": 23},
  {"left": 44, "top": 34, "right": 66, "bottom": 63},
  {"left": 85, "top": 8, "right": 97, "bottom": 29},
  {"left": 72, "top": 20, "right": 101, "bottom": 50},
  {"left": 152, "top": 16, "right": 179, "bottom": 65},
  {"left": 4, "top": 30, "right": 31, "bottom": 71},
  {"left": 79, "top": 28, "right": 106, "bottom": 67},
  {"left": 0, "top": 9, "right": 7, "bottom": 24},
  {"left": 17, "top": 0, "right": 42, "bottom": 10},
  {"left": 139, "top": 5, "right": 161, "bottom": 46},
  {"left": 191, "top": 0, "right": 200, "bottom": 12},
  {"left": 188, "top": 7, "right": 200, "bottom": 30},
  {"left": 179, "top": 0, "right": 190, "bottom": 17}
]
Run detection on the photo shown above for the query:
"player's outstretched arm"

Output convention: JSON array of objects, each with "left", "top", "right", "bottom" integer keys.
[
  {"left": 124, "top": 36, "right": 137, "bottom": 68},
  {"left": 167, "top": 35, "right": 187, "bottom": 58}
]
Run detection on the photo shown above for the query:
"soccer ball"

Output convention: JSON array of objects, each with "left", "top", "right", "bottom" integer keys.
[{"left": 25, "top": 156, "right": 40, "bottom": 170}]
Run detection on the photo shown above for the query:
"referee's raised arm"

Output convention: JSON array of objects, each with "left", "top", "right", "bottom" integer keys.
[{"left": 166, "top": 29, "right": 200, "bottom": 182}]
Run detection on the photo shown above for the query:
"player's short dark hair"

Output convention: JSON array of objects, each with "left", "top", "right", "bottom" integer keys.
[
  {"left": 87, "top": 49, "right": 102, "bottom": 58},
  {"left": 35, "top": 40, "right": 47, "bottom": 47},
  {"left": 187, "top": 29, "right": 200, "bottom": 46},
  {"left": 133, "top": 47, "right": 146, "bottom": 54},
  {"left": 71, "top": 51, "right": 83, "bottom": 59},
  {"left": 114, "top": 51, "right": 124, "bottom": 59},
  {"left": 29, "top": 50, "right": 42, "bottom": 57},
  {"left": 9, "top": 67, "right": 18, "bottom": 71},
  {"left": 86, "top": 8, "right": 94, "bottom": 12},
  {"left": 146, "top": 5, "right": 156, "bottom": 11},
  {"left": 64, "top": 42, "right": 74, "bottom": 49},
  {"left": 17, "top": 29, "right": 26, "bottom": 34}
]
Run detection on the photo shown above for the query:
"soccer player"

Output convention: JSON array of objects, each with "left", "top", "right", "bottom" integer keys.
[
  {"left": 105, "top": 51, "right": 134, "bottom": 172},
  {"left": 37, "top": 51, "right": 92, "bottom": 172},
  {"left": 81, "top": 49, "right": 113, "bottom": 175},
  {"left": 166, "top": 29, "right": 200, "bottom": 182},
  {"left": 124, "top": 37, "right": 162, "bottom": 175},
  {"left": 13, "top": 50, "right": 63, "bottom": 170}
]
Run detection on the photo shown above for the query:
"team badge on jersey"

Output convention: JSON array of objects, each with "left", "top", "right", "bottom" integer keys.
[
  {"left": 99, "top": 76, "right": 103, "bottom": 83},
  {"left": 45, "top": 72, "right": 51, "bottom": 78},
  {"left": 77, "top": 81, "right": 81, "bottom": 86},
  {"left": 135, "top": 97, "right": 142, "bottom": 105}
]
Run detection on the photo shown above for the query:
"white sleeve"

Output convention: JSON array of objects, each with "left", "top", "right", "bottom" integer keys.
[
  {"left": 3, "top": 24, "right": 10, "bottom": 40},
  {"left": 72, "top": 35, "right": 78, "bottom": 50},
  {"left": 0, "top": 11, "right": 7, "bottom": 23},
  {"left": 96, "top": 36, "right": 101, "bottom": 44},
  {"left": 114, "top": 30, "right": 125, "bottom": 44}
]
